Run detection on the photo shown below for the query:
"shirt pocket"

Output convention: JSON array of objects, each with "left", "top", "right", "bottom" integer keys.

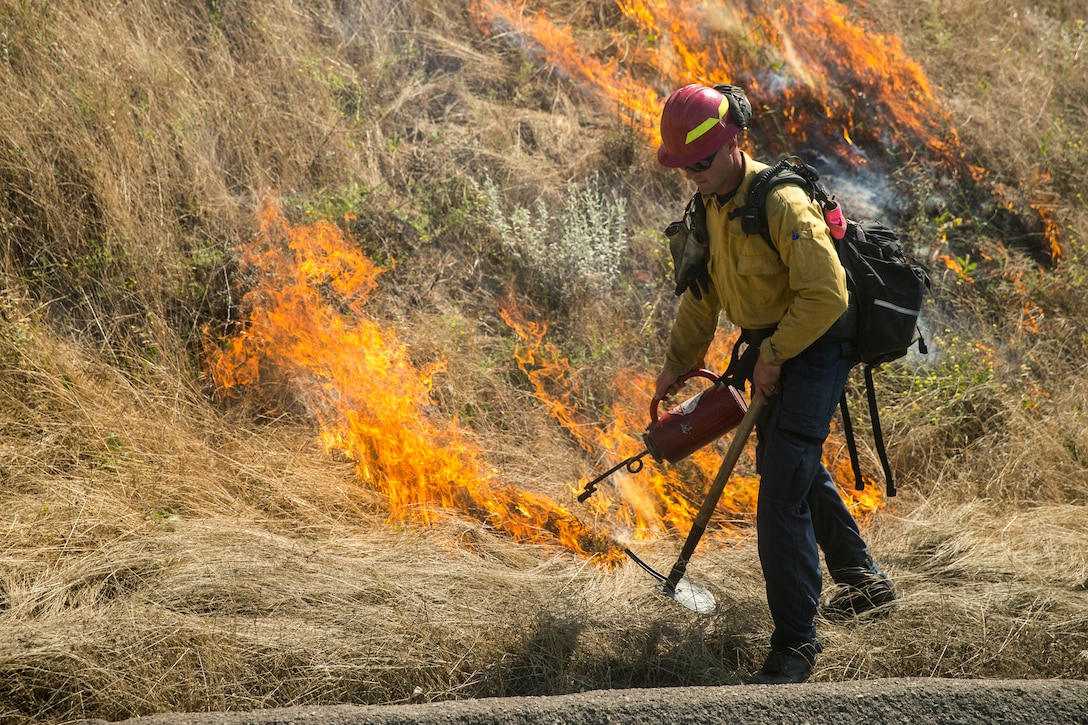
[{"left": 736, "top": 250, "right": 785, "bottom": 307}]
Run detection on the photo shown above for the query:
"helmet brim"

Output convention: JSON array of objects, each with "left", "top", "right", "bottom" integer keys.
[{"left": 656, "top": 124, "right": 739, "bottom": 168}]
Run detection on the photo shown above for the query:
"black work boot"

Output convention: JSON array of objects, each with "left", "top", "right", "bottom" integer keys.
[
  {"left": 745, "top": 647, "right": 815, "bottom": 685},
  {"left": 822, "top": 565, "right": 897, "bottom": 621}
]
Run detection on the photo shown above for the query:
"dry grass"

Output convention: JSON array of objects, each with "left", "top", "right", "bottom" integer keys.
[{"left": 0, "top": 0, "right": 1086, "bottom": 722}]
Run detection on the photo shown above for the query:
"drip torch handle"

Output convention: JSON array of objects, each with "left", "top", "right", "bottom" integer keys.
[{"left": 650, "top": 368, "right": 721, "bottom": 423}]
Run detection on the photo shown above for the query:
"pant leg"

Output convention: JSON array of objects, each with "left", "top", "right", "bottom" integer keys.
[
  {"left": 756, "top": 426, "right": 825, "bottom": 651},
  {"left": 754, "top": 339, "right": 858, "bottom": 651},
  {"left": 808, "top": 463, "right": 877, "bottom": 582}
]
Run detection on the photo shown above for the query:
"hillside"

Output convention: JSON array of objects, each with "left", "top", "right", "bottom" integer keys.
[{"left": 0, "top": 1, "right": 1086, "bottom": 722}]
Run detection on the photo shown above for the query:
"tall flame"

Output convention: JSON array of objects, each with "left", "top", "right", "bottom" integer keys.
[{"left": 207, "top": 199, "right": 620, "bottom": 561}]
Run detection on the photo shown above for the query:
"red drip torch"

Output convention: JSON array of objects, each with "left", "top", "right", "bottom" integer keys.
[{"left": 577, "top": 369, "right": 747, "bottom": 502}]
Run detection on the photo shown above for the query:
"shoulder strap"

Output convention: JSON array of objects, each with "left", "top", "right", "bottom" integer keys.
[{"left": 729, "top": 157, "right": 827, "bottom": 246}]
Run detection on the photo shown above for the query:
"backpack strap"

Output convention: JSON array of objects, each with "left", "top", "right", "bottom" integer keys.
[
  {"left": 864, "top": 363, "right": 897, "bottom": 497},
  {"left": 729, "top": 157, "right": 832, "bottom": 246},
  {"left": 838, "top": 390, "right": 865, "bottom": 492},
  {"left": 722, "top": 327, "right": 776, "bottom": 392},
  {"left": 837, "top": 367, "right": 898, "bottom": 497}
]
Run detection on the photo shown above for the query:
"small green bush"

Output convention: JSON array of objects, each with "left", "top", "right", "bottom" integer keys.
[{"left": 482, "top": 174, "right": 628, "bottom": 308}]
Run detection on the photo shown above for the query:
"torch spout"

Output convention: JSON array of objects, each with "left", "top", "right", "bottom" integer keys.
[{"left": 577, "top": 450, "right": 649, "bottom": 502}]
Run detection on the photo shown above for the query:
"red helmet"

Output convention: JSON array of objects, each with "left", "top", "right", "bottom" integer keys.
[{"left": 657, "top": 84, "right": 742, "bottom": 168}]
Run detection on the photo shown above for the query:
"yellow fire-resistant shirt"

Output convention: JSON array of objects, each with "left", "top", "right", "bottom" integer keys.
[{"left": 664, "top": 153, "right": 848, "bottom": 373}]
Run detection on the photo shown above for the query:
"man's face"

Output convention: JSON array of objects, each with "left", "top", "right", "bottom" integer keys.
[{"left": 681, "top": 140, "right": 742, "bottom": 196}]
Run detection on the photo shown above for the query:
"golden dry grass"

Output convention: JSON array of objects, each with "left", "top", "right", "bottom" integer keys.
[{"left": 0, "top": 0, "right": 1086, "bottom": 723}]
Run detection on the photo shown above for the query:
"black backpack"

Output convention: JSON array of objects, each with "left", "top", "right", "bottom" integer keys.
[{"left": 729, "top": 157, "right": 932, "bottom": 496}]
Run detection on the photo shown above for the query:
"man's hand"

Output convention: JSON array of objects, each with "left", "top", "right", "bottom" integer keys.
[
  {"left": 654, "top": 370, "right": 684, "bottom": 402},
  {"left": 752, "top": 355, "right": 782, "bottom": 403}
]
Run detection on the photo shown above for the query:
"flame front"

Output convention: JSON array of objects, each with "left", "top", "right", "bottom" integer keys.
[
  {"left": 207, "top": 199, "right": 619, "bottom": 560},
  {"left": 204, "top": 201, "right": 882, "bottom": 561}
]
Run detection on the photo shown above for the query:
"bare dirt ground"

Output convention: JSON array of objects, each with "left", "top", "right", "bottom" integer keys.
[{"left": 89, "top": 678, "right": 1088, "bottom": 724}]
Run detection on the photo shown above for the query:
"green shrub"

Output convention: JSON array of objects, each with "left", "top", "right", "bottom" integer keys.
[{"left": 482, "top": 173, "right": 628, "bottom": 308}]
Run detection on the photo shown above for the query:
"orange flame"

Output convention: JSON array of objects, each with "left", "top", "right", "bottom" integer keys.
[
  {"left": 206, "top": 199, "right": 620, "bottom": 561},
  {"left": 1029, "top": 173, "right": 1064, "bottom": 263}
]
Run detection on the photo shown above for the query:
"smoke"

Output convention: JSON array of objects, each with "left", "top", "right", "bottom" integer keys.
[{"left": 813, "top": 157, "right": 900, "bottom": 222}]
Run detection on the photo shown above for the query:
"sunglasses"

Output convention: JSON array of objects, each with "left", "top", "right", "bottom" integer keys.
[{"left": 684, "top": 149, "right": 718, "bottom": 173}]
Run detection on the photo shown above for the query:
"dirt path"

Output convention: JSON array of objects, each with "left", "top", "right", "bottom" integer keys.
[{"left": 94, "top": 678, "right": 1088, "bottom": 724}]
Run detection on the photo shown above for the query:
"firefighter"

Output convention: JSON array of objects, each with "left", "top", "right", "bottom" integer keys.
[{"left": 654, "top": 83, "right": 896, "bottom": 685}]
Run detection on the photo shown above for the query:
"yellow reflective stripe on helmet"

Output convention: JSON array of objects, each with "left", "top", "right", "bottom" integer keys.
[{"left": 685, "top": 97, "right": 730, "bottom": 145}]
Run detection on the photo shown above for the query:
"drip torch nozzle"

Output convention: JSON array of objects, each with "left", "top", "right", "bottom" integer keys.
[{"left": 577, "top": 451, "right": 649, "bottom": 502}]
